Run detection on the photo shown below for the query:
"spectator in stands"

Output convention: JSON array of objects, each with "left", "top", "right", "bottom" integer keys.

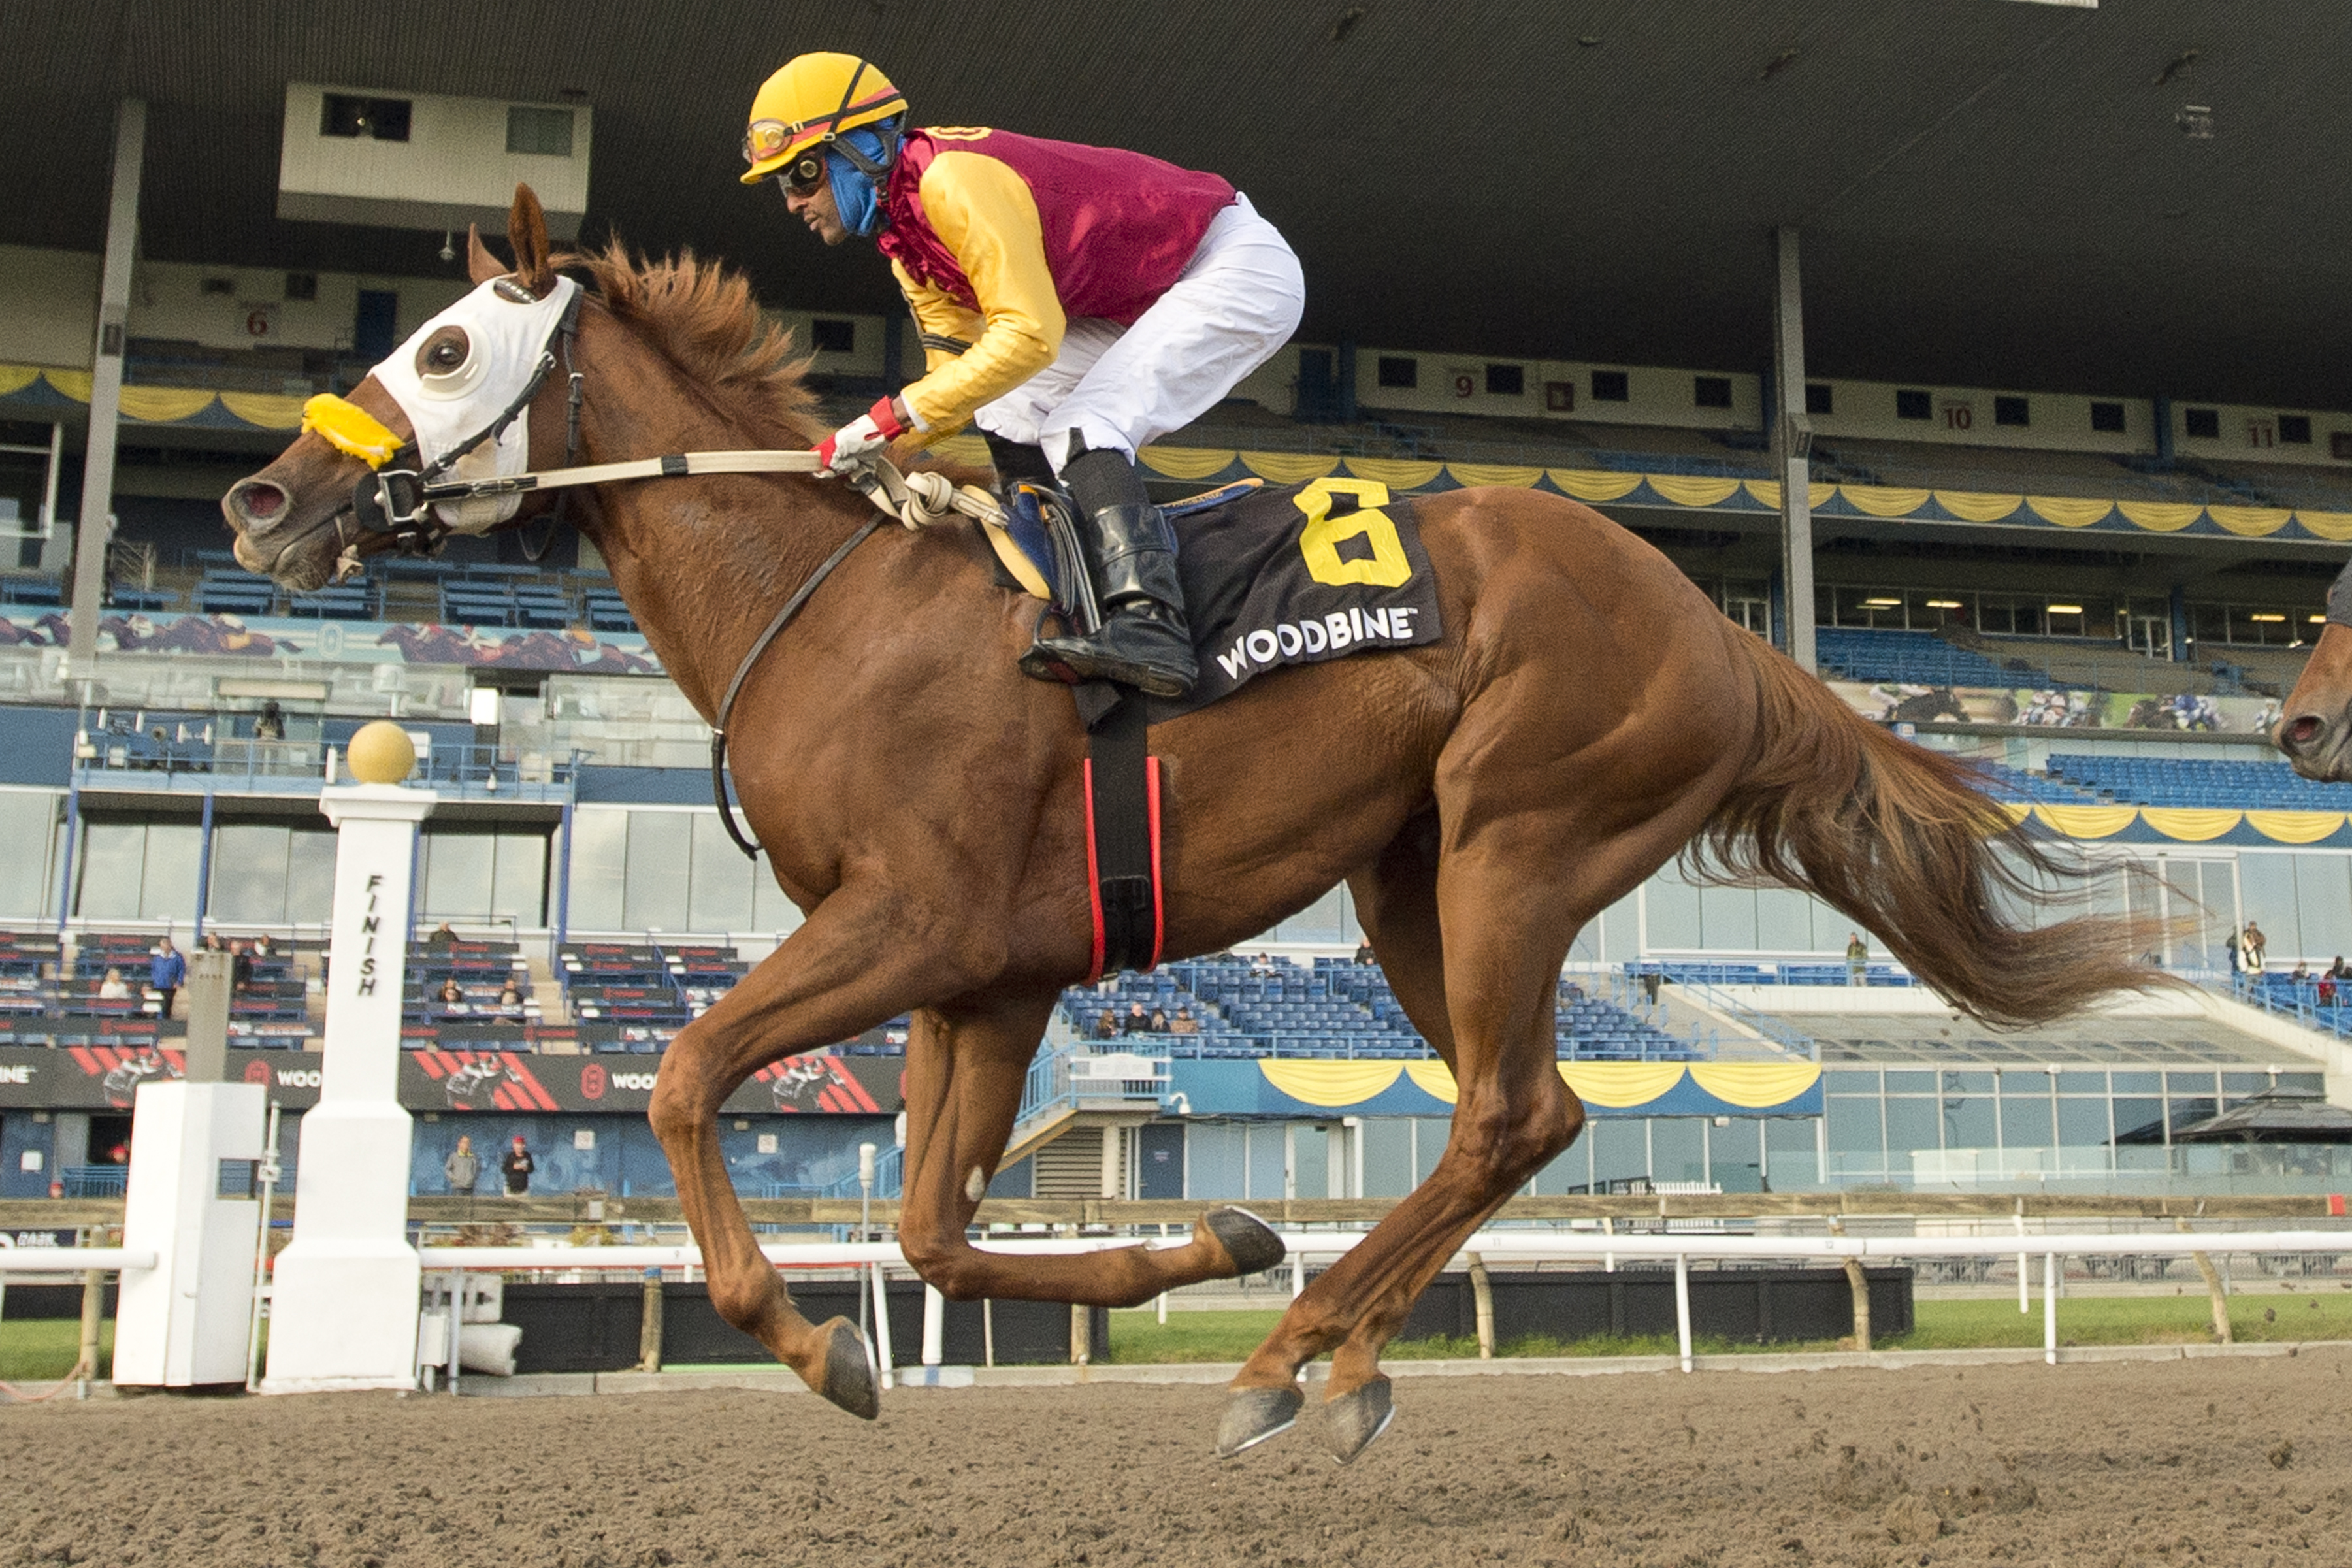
[
  {"left": 1845, "top": 932, "right": 1869, "bottom": 987},
  {"left": 251, "top": 934, "right": 275, "bottom": 963},
  {"left": 1147, "top": 1004, "right": 1169, "bottom": 1032},
  {"left": 2332, "top": 956, "right": 2349, "bottom": 983},
  {"left": 97, "top": 967, "right": 130, "bottom": 1002},
  {"left": 498, "top": 981, "right": 523, "bottom": 1013},
  {"left": 1168, "top": 1007, "right": 1200, "bottom": 1036},
  {"left": 1354, "top": 939, "right": 1375, "bottom": 966},
  {"left": 253, "top": 700, "right": 286, "bottom": 742},
  {"left": 148, "top": 937, "right": 185, "bottom": 1018},
  {"left": 2240, "top": 923, "right": 2267, "bottom": 973},
  {"left": 438, "top": 977, "right": 466, "bottom": 1011},
  {"left": 2321, "top": 973, "right": 2338, "bottom": 1009},
  {"left": 201, "top": 932, "right": 226, "bottom": 953},
  {"left": 2292, "top": 960, "right": 2311, "bottom": 985},
  {"left": 1090, "top": 1009, "right": 1119, "bottom": 1041},
  {"left": 429, "top": 921, "right": 458, "bottom": 947},
  {"left": 444, "top": 1135, "right": 480, "bottom": 1197},
  {"left": 1121, "top": 1001, "right": 1151, "bottom": 1036},
  {"left": 501, "top": 1135, "right": 535, "bottom": 1196},
  {"left": 230, "top": 939, "right": 253, "bottom": 992}
]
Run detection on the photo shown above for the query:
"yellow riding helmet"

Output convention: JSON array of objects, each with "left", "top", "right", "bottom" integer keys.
[{"left": 740, "top": 53, "right": 908, "bottom": 186}]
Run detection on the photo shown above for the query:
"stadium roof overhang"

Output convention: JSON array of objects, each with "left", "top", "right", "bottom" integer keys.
[{"left": 6, "top": 0, "right": 2349, "bottom": 407}]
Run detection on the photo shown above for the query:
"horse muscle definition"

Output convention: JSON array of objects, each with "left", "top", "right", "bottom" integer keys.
[{"left": 223, "top": 188, "right": 2163, "bottom": 1461}]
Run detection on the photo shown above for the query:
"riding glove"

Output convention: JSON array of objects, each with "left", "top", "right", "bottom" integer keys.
[{"left": 815, "top": 397, "right": 909, "bottom": 475}]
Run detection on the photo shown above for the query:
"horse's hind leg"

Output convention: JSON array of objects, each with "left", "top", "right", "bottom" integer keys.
[
  {"left": 896, "top": 992, "right": 1285, "bottom": 1305},
  {"left": 650, "top": 884, "right": 988, "bottom": 1418}
]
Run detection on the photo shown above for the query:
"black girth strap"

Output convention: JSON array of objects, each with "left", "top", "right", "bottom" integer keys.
[
  {"left": 1085, "top": 689, "right": 1163, "bottom": 978},
  {"left": 710, "top": 514, "right": 890, "bottom": 858}
]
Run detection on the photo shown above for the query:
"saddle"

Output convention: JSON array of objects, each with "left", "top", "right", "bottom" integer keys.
[{"left": 958, "top": 472, "right": 1445, "bottom": 980}]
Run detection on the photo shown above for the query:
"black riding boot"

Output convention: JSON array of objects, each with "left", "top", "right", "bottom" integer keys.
[{"left": 1019, "top": 446, "right": 1198, "bottom": 698}]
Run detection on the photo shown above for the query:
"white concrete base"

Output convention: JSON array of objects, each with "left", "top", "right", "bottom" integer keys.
[{"left": 261, "top": 1241, "right": 421, "bottom": 1394}]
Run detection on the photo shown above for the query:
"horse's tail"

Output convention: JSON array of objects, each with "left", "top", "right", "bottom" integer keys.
[{"left": 1695, "top": 632, "right": 2167, "bottom": 1028}]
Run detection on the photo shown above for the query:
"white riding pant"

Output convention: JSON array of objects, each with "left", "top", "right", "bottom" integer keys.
[{"left": 971, "top": 193, "right": 1305, "bottom": 474}]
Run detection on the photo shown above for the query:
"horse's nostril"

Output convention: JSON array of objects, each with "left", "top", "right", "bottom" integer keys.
[
  {"left": 2285, "top": 715, "right": 2324, "bottom": 749},
  {"left": 233, "top": 480, "right": 287, "bottom": 521}
]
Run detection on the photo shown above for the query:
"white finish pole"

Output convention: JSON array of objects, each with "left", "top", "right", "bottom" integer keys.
[
  {"left": 2016, "top": 1211, "right": 2029, "bottom": 1314},
  {"left": 1674, "top": 1252, "right": 1693, "bottom": 1373},
  {"left": 263, "top": 783, "right": 437, "bottom": 1392}
]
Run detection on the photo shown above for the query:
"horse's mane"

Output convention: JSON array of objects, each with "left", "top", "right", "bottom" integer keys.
[{"left": 561, "top": 238, "right": 827, "bottom": 445}]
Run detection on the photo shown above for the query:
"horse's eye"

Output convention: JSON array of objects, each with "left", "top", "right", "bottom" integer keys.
[{"left": 416, "top": 327, "right": 474, "bottom": 382}]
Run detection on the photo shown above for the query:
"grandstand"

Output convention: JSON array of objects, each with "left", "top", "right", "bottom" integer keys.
[{"left": 0, "top": 3, "right": 2348, "bottom": 1208}]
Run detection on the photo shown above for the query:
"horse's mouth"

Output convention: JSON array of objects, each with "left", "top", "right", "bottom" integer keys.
[{"left": 227, "top": 498, "right": 346, "bottom": 593}]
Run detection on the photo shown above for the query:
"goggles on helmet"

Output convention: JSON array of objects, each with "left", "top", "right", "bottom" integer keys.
[{"left": 774, "top": 149, "right": 828, "bottom": 197}]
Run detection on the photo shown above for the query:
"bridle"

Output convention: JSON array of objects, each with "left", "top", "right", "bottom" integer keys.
[{"left": 287, "top": 272, "right": 1010, "bottom": 860}]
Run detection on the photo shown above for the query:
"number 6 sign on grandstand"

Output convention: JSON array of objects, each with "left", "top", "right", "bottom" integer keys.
[{"left": 1294, "top": 477, "right": 1413, "bottom": 588}]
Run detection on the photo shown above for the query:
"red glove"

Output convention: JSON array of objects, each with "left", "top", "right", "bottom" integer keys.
[{"left": 815, "top": 397, "right": 909, "bottom": 475}]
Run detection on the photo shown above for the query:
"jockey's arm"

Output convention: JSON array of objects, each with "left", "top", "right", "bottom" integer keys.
[{"left": 890, "top": 150, "right": 1066, "bottom": 442}]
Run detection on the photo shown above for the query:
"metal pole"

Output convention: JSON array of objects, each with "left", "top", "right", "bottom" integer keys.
[
  {"left": 54, "top": 771, "right": 80, "bottom": 938},
  {"left": 193, "top": 791, "right": 214, "bottom": 941},
  {"left": 857, "top": 1141, "right": 875, "bottom": 1352},
  {"left": 921, "top": 1283, "right": 943, "bottom": 1366},
  {"left": 869, "top": 1261, "right": 894, "bottom": 1387},
  {"left": 76, "top": 1267, "right": 104, "bottom": 1397},
  {"left": 244, "top": 1100, "right": 281, "bottom": 1392},
  {"left": 2016, "top": 1209, "right": 2030, "bottom": 1314},
  {"left": 66, "top": 99, "right": 146, "bottom": 687},
  {"left": 983, "top": 1298, "right": 996, "bottom": 1367},
  {"left": 2042, "top": 1251, "right": 2059, "bottom": 1365},
  {"left": 1770, "top": 224, "right": 1815, "bottom": 673},
  {"left": 1467, "top": 1252, "right": 1495, "bottom": 1360},
  {"left": 1673, "top": 1251, "right": 1693, "bottom": 1373}
]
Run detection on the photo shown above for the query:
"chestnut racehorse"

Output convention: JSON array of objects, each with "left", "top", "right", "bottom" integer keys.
[{"left": 221, "top": 189, "right": 2157, "bottom": 1461}]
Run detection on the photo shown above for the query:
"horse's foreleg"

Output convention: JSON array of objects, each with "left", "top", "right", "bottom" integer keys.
[
  {"left": 649, "top": 885, "right": 986, "bottom": 1418},
  {"left": 896, "top": 994, "right": 1284, "bottom": 1308}
]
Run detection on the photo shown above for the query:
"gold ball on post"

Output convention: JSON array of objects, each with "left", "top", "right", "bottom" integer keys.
[{"left": 344, "top": 720, "right": 417, "bottom": 785}]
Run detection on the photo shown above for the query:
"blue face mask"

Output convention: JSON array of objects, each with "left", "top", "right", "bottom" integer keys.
[{"left": 825, "top": 122, "right": 898, "bottom": 238}]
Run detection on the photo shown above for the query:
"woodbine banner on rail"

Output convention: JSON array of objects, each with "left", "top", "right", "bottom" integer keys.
[{"left": 0, "top": 1046, "right": 906, "bottom": 1115}]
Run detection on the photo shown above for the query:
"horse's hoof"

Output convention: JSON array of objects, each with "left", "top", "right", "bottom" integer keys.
[
  {"left": 1324, "top": 1376, "right": 1394, "bottom": 1465},
  {"left": 817, "top": 1317, "right": 879, "bottom": 1420},
  {"left": 1215, "top": 1384, "right": 1304, "bottom": 1458},
  {"left": 1204, "top": 1205, "right": 1286, "bottom": 1277}
]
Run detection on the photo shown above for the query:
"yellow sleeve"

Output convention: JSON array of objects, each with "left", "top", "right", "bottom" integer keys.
[
  {"left": 892, "top": 150, "right": 1065, "bottom": 437},
  {"left": 889, "top": 260, "right": 987, "bottom": 383}
]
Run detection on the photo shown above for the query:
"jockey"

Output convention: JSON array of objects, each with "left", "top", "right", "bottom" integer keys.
[{"left": 741, "top": 52, "right": 1305, "bottom": 698}]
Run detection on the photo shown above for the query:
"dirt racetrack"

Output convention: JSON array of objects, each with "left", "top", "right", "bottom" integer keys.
[{"left": 4, "top": 1352, "right": 2348, "bottom": 1567}]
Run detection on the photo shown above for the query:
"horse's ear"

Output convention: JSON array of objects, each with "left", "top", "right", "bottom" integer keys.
[
  {"left": 465, "top": 225, "right": 504, "bottom": 285},
  {"left": 508, "top": 184, "right": 556, "bottom": 298}
]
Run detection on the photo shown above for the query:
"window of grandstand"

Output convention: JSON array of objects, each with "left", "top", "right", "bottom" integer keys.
[
  {"left": 284, "top": 271, "right": 318, "bottom": 301},
  {"left": 1804, "top": 382, "right": 1831, "bottom": 416},
  {"left": 1544, "top": 380, "right": 1573, "bottom": 411},
  {"left": 320, "top": 93, "right": 411, "bottom": 141},
  {"left": 2187, "top": 602, "right": 2315, "bottom": 647},
  {"left": 811, "top": 318, "right": 855, "bottom": 353},
  {"left": 1894, "top": 388, "right": 1931, "bottom": 421},
  {"left": 2278, "top": 413, "right": 2313, "bottom": 444},
  {"left": 1484, "top": 363, "right": 1522, "bottom": 397},
  {"left": 2333, "top": 431, "right": 2352, "bottom": 461},
  {"left": 2090, "top": 400, "right": 2125, "bottom": 433},
  {"left": 1708, "top": 580, "right": 1769, "bottom": 635},
  {"left": 1375, "top": 355, "right": 1416, "bottom": 389},
  {"left": 1693, "top": 375, "right": 1732, "bottom": 410},
  {"left": 506, "top": 105, "right": 575, "bottom": 157},
  {"left": 2184, "top": 406, "right": 2221, "bottom": 439},
  {"left": 1994, "top": 395, "right": 2029, "bottom": 427},
  {"left": 1589, "top": 368, "right": 1629, "bottom": 402}
]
